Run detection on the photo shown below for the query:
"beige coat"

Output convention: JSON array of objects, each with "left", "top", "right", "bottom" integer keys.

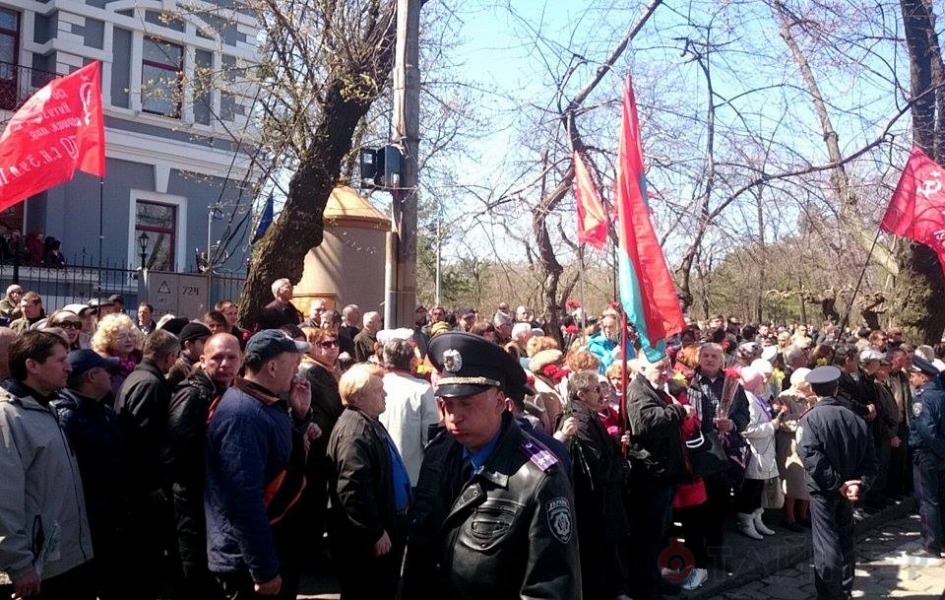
[{"left": 775, "top": 389, "right": 813, "bottom": 499}]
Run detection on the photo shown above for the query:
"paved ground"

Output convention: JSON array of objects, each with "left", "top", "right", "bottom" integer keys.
[
  {"left": 716, "top": 513, "right": 945, "bottom": 600},
  {"left": 295, "top": 498, "right": 942, "bottom": 599}
]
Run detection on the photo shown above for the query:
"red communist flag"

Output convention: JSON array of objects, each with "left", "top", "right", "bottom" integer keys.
[
  {"left": 573, "top": 150, "right": 609, "bottom": 249},
  {"left": 881, "top": 146, "right": 945, "bottom": 275},
  {"left": 0, "top": 61, "right": 105, "bottom": 210}
]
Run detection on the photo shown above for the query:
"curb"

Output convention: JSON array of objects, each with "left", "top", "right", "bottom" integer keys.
[{"left": 680, "top": 499, "right": 917, "bottom": 599}]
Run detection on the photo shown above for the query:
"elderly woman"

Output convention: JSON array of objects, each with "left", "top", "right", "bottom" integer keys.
[
  {"left": 567, "top": 370, "right": 632, "bottom": 600},
  {"left": 528, "top": 349, "right": 566, "bottom": 435},
  {"left": 46, "top": 309, "right": 84, "bottom": 350},
  {"left": 298, "top": 326, "right": 345, "bottom": 558},
  {"left": 0, "top": 284, "right": 23, "bottom": 320},
  {"left": 775, "top": 367, "right": 814, "bottom": 531},
  {"left": 326, "top": 363, "right": 409, "bottom": 600},
  {"left": 91, "top": 313, "right": 142, "bottom": 397},
  {"left": 735, "top": 366, "right": 782, "bottom": 540}
]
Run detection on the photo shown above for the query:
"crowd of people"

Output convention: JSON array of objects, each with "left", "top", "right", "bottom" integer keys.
[{"left": 0, "top": 278, "right": 944, "bottom": 600}]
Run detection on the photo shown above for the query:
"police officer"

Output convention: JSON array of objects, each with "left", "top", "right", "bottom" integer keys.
[
  {"left": 403, "top": 332, "right": 581, "bottom": 599},
  {"left": 798, "top": 366, "right": 877, "bottom": 600},
  {"left": 908, "top": 355, "right": 945, "bottom": 559}
]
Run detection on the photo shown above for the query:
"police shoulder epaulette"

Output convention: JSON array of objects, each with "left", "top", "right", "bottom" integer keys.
[{"left": 520, "top": 436, "right": 558, "bottom": 472}]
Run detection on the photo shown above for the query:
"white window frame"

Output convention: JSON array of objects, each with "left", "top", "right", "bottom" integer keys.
[{"left": 128, "top": 189, "right": 187, "bottom": 272}]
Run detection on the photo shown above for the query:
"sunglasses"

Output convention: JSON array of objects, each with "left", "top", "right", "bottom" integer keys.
[
  {"left": 317, "top": 340, "right": 339, "bottom": 348},
  {"left": 53, "top": 321, "right": 82, "bottom": 329}
]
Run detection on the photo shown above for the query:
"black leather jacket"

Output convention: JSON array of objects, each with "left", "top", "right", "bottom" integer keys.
[
  {"left": 625, "top": 374, "right": 687, "bottom": 482},
  {"left": 403, "top": 414, "right": 582, "bottom": 600}
]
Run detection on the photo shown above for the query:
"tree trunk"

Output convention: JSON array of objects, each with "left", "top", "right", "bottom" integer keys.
[
  {"left": 895, "top": 0, "right": 945, "bottom": 343},
  {"left": 238, "top": 9, "right": 397, "bottom": 328}
]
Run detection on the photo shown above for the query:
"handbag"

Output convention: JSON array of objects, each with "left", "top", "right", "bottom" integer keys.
[
  {"left": 685, "top": 429, "right": 728, "bottom": 477},
  {"left": 762, "top": 476, "right": 785, "bottom": 509}
]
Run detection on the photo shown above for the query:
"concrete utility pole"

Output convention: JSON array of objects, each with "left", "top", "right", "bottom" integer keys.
[{"left": 386, "top": 0, "right": 420, "bottom": 328}]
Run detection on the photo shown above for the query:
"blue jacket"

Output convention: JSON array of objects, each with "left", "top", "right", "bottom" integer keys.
[
  {"left": 586, "top": 331, "right": 635, "bottom": 374},
  {"left": 909, "top": 380, "right": 945, "bottom": 460},
  {"left": 205, "top": 379, "right": 294, "bottom": 582}
]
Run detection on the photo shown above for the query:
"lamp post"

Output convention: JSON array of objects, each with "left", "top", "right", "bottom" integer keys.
[{"left": 138, "top": 231, "right": 150, "bottom": 270}]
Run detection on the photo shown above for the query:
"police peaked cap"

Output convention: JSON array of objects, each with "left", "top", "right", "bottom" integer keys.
[
  {"left": 805, "top": 366, "right": 842, "bottom": 386},
  {"left": 428, "top": 331, "right": 529, "bottom": 398},
  {"left": 911, "top": 355, "right": 940, "bottom": 378}
]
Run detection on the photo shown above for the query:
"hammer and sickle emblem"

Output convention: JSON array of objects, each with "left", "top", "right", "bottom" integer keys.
[{"left": 918, "top": 170, "right": 943, "bottom": 200}]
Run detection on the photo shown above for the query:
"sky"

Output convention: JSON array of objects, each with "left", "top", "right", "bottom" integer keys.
[{"left": 249, "top": 0, "right": 918, "bottom": 274}]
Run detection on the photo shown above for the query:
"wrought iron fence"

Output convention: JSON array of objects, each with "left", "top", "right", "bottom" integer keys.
[
  {"left": 0, "top": 61, "right": 59, "bottom": 113},
  {"left": 0, "top": 252, "right": 247, "bottom": 316}
]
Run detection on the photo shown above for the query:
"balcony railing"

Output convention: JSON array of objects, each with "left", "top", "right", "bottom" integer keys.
[{"left": 0, "top": 61, "right": 60, "bottom": 113}]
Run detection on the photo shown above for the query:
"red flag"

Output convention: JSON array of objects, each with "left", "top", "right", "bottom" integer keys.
[
  {"left": 0, "top": 61, "right": 105, "bottom": 210},
  {"left": 614, "top": 76, "right": 685, "bottom": 360},
  {"left": 881, "top": 146, "right": 945, "bottom": 275},
  {"left": 573, "top": 150, "right": 609, "bottom": 249}
]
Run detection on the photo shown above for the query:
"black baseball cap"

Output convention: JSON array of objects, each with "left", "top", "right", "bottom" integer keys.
[{"left": 67, "top": 349, "right": 120, "bottom": 379}]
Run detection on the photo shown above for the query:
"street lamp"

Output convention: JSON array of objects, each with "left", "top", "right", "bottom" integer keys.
[{"left": 138, "top": 231, "right": 150, "bottom": 269}]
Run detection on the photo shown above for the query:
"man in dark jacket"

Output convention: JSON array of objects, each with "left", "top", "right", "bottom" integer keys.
[
  {"left": 908, "top": 355, "right": 945, "bottom": 559},
  {"left": 687, "top": 342, "right": 749, "bottom": 568},
  {"left": 114, "top": 329, "right": 181, "bottom": 600},
  {"left": 255, "top": 278, "right": 302, "bottom": 331},
  {"left": 166, "top": 322, "right": 211, "bottom": 388},
  {"left": 53, "top": 350, "right": 130, "bottom": 600},
  {"left": 205, "top": 330, "right": 314, "bottom": 600},
  {"left": 162, "top": 333, "right": 241, "bottom": 600},
  {"left": 568, "top": 370, "right": 631, "bottom": 600},
  {"left": 798, "top": 366, "right": 877, "bottom": 600},
  {"left": 403, "top": 332, "right": 581, "bottom": 600},
  {"left": 326, "top": 363, "right": 409, "bottom": 600},
  {"left": 626, "top": 354, "right": 690, "bottom": 600}
]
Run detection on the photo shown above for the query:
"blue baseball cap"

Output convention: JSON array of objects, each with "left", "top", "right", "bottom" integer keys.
[{"left": 245, "top": 329, "right": 311, "bottom": 362}]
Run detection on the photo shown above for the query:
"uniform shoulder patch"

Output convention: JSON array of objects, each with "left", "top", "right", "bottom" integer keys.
[
  {"left": 520, "top": 437, "right": 558, "bottom": 472},
  {"left": 913, "top": 402, "right": 924, "bottom": 418},
  {"left": 546, "top": 497, "right": 573, "bottom": 544}
]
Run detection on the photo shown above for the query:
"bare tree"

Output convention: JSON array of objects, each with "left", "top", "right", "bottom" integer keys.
[{"left": 235, "top": 0, "right": 400, "bottom": 327}]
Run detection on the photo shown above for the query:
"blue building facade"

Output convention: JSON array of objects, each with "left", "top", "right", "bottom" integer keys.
[{"left": 1, "top": 0, "right": 258, "bottom": 275}]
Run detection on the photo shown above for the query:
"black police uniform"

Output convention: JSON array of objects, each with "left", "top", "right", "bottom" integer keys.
[
  {"left": 908, "top": 358, "right": 945, "bottom": 554},
  {"left": 402, "top": 332, "right": 582, "bottom": 600},
  {"left": 798, "top": 367, "right": 877, "bottom": 600}
]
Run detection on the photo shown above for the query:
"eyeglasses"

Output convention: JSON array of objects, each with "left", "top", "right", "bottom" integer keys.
[
  {"left": 53, "top": 321, "right": 82, "bottom": 330},
  {"left": 317, "top": 340, "right": 339, "bottom": 348}
]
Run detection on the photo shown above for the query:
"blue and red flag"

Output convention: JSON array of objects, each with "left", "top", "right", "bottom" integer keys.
[{"left": 614, "top": 77, "right": 685, "bottom": 361}]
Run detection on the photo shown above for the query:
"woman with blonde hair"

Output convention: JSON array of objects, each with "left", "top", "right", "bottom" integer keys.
[
  {"left": 774, "top": 367, "right": 815, "bottom": 531},
  {"left": 91, "top": 313, "right": 142, "bottom": 396}
]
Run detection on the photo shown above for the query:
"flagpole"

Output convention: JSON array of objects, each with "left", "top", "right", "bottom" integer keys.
[
  {"left": 98, "top": 176, "right": 104, "bottom": 296},
  {"left": 578, "top": 244, "right": 587, "bottom": 332},
  {"left": 619, "top": 308, "right": 629, "bottom": 458},
  {"left": 838, "top": 225, "right": 883, "bottom": 334},
  {"left": 611, "top": 239, "right": 618, "bottom": 302}
]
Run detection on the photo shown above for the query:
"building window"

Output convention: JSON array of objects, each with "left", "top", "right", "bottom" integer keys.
[
  {"left": 136, "top": 200, "right": 177, "bottom": 270},
  {"left": 0, "top": 8, "right": 19, "bottom": 111},
  {"left": 141, "top": 37, "right": 183, "bottom": 118}
]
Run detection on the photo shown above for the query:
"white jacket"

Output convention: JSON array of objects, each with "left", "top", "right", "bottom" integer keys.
[
  {"left": 379, "top": 372, "right": 440, "bottom": 485},
  {"left": 742, "top": 391, "right": 779, "bottom": 480},
  {"left": 0, "top": 386, "right": 93, "bottom": 583}
]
